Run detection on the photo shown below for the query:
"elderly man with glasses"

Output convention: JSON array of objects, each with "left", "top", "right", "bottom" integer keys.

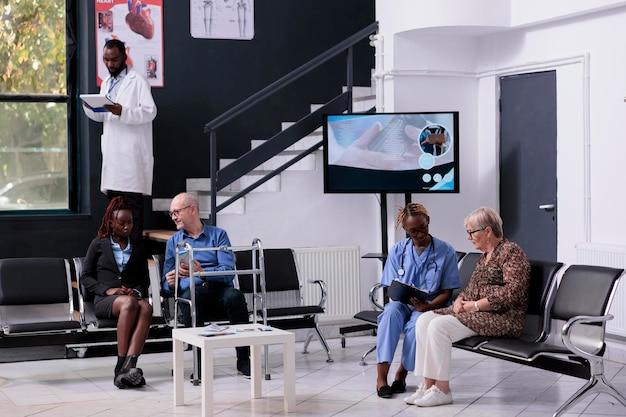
[{"left": 161, "top": 192, "right": 251, "bottom": 379}]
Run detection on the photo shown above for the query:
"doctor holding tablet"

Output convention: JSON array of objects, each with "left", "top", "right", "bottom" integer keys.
[{"left": 83, "top": 38, "right": 157, "bottom": 241}]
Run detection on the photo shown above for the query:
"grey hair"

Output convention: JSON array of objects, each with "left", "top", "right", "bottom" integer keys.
[{"left": 464, "top": 206, "right": 503, "bottom": 238}]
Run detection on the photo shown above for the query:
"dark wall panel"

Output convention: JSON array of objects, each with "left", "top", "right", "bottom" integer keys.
[{"left": 0, "top": 0, "right": 375, "bottom": 259}]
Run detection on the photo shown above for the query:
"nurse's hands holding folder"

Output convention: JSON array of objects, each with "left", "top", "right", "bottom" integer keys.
[{"left": 409, "top": 296, "right": 429, "bottom": 312}]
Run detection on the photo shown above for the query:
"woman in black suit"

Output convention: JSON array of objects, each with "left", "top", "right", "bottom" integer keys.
[{"left": 81, "top": 196, "right": 153, "bottom": 389}]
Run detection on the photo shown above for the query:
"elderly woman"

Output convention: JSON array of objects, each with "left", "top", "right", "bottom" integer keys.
[{"left": 404, "top": 206, "right": 530, "bottom": 407}]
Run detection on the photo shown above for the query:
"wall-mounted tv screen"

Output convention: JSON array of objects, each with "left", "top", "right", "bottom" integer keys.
[{"left": 323, "top": 112, "right": 459, "bottom": 193}]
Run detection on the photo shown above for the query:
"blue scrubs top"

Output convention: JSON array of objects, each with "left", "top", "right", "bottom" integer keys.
[{"left": 380, "top": 235, "right": 460, "bottom": 304}]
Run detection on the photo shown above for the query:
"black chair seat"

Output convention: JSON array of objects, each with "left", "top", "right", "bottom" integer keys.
[
  {"left": 262, "top": 305, "right": 324, "bottom": 318},
  {"left": 353, "top": 310, "right": 381, "bottom": 324},
  {"left": 4, "top": 321, "right": 82, "bottom": 335},
  {"left": 453, "top": 335, "right": 492, "bottom": 350},
  {"left": 266, "top": 316, "right": 316, "bottom": 330},
  {"left": 480, "top": 338, "right": 577, "bottom": 360}
]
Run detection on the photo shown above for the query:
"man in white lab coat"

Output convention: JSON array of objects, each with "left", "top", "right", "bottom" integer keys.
[{"left": 83, "top": 39, "right": 157, "bottom": 241}]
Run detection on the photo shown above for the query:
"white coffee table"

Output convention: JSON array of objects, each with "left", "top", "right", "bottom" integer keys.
[{"left": 172, "top": 324, "right": 296, "bottom": 416}]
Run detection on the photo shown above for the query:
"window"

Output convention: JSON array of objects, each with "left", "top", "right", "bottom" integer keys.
[{"left": 0, "top": 0, "right": 73, "bottom": 212}]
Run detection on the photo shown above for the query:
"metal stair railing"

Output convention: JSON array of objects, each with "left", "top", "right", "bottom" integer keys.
[{"left": 204, "top": 22, "right": 378, "bottom": 225}]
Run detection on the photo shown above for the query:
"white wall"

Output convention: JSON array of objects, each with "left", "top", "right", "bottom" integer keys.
[
  {"left": 216, "top": 152, "right": 384, "bottom": 309},
  {"left": 376, "top": 0, "right": 626, "bottom": 266},
  {"left": 214, "top": 1, "right": 626, "bottom": 314}
]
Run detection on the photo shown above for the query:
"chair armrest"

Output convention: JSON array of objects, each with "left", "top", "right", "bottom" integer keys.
[
  {"left": 561, "top": 313, "right": 612, "bottom": 359},
  {"left": 308, "top": 279, "right": 328, "bottom": 308},
  {"left": 369, "top": 283, "right": 385, "bottom": 311}
]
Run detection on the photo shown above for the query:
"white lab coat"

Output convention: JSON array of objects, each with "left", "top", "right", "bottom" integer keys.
[{"left": 83, "top": 67, "right": 157, "bottom": 196}]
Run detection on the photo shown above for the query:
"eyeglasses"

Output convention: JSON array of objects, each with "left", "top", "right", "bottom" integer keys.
[
  {"left": 466, "top": 227, "right": 486, "bottom": 238},
  {"left": 168, "top": 205, "right": 191, "bottom": 218}
]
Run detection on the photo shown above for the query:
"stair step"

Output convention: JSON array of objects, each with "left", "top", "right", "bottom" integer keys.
[
  {"left": 187, "top": 174, "right": 280, "bottom": 193},
  {"left": 152, "top": 198, "right": 172, "bottom": 213},
  {"left": 151, "top": 82, "right": 374, "bottom": 217},
  {"left": 152, "top": 194, "right": 245, "bottom": 216},
  {"left": 196, "top": 191, "right": 245, "bottom": 215},
  {"left": 251, "top": 131, "right": 321, "bottom": 152},
  {"left": 221, "top": 152, "right": 316, "bottom": 172},
  {"left": 343, "top": 85, "right": 375, "bottom": 98}
]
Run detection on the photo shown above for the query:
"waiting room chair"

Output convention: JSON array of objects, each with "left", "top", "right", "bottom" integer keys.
[
  {"left": 71, "top": 257, "right": 170, "bottom": 356},
  {"left": 0, "top": 257, "right": 81, "bottom": 343},
  {"left": 454, "top": 257, "right": 564, "bottom": 351},
  {"left": 235, "top": 248, "right": 333, "bottom": 364},
  {"left": 451, "top": 251, "right": 480, "bottom": 300},
  {"left": 478, "top": 264, "right": 626, "bottom": 416}
]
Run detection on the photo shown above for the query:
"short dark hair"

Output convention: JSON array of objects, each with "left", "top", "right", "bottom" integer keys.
[{"left": 104, "top": 39, "right": 126, "bottom": 56}]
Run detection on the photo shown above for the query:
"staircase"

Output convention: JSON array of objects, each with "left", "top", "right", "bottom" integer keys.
[{"left": 151, "top": 85, "right": 376, "bottom": 217}]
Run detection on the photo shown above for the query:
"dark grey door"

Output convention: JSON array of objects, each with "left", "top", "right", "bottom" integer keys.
[{"left": 499, "top": 71, "right": 557, "bottom": 261}]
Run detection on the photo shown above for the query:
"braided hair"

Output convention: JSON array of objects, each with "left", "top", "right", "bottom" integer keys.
[
  {"left": 97, "top": 196, "right": 133, "bottom": 238},
  {"left": 395, "top": 202, "right": 429, "bottom": 230}
]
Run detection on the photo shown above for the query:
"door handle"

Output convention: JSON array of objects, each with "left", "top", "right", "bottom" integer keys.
[{"left": 539, "top": 204, "right": 555, "bottom": 211}]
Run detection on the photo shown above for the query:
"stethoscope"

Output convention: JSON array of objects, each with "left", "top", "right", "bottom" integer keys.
[{"left": 398, "top": 235, "right": 437, "bottom": 277}]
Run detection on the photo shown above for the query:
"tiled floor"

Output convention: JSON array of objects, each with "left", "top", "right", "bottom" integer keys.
[{"left": 1, "top": 334, "right": 626, "bottom": 416}]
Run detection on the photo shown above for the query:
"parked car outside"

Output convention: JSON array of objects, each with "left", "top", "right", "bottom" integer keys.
[{"left": 0, "top": 172, "right": 68, "bottom": 210}]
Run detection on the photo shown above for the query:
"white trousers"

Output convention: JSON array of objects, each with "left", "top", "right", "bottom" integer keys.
[{"left": 414, "top": 311, "right": 478, "bottom": 381}]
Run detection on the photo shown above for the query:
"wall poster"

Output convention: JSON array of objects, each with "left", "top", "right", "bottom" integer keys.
[
  {"left": 190, "top": 0, "right": 254, "bottom": 40},
  {"left": 95, "top": 0, "right": 164, "bottom": 87}
]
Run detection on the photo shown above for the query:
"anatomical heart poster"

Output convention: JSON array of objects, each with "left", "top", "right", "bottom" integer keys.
[
  {"left": 190, "top": 0, "right": 254, "bottom": 40},
  {"left": 95, "top": 0, "right": 164, "bottom": 87}
]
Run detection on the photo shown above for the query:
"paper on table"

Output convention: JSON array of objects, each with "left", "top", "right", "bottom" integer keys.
[
  {"left": 80, "top": 94, "right": 114, "bottom": 112},
  {"left": 201, "top": 324, "right": 236, "bottom": 337}
]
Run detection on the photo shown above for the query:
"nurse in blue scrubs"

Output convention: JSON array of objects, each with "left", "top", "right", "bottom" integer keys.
[{"left": 375, "top": 203, "right": 460, "bottom": 398}]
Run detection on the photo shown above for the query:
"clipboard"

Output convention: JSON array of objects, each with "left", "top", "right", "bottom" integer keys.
[
  {"left": 80, "top": 94, "right": 114, "bottom": 112},
  {"left": 388, "top": 279, "right": 429, "bottom": 303}
]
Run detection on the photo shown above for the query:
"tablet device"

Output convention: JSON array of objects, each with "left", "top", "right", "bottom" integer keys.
[
  {"left": 80, "top": 94, "right": 114, "bottom": 112},
  {"left": 177, "top": 250, "right": 191, "bottom": 264}
]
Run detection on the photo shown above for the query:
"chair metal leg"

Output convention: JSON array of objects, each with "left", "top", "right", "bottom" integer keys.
[
  {"left": 191, "top": 346, "right": 200, "bottom": 386},
  {"left": 360, "top": 344, "right": 376, "bottom": 366},
  {"left": 301, "top": 326, "right": 333, "bottom": 362},
  {"left": 553, "top": 373, "right": 626, "bottom": 416},
  {"left": 264, "top": 344, "right": 271, "bottom": 380},
  {"left": 315, "top": 326, "right": 334, "bottom": 362},
  {"left": 302, "top": 332, "right": 314, "bottom": 354}
]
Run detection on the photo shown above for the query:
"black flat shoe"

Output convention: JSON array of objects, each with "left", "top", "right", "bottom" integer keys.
[
  {"left": 114, "top": 367, "right": 143, "bottom": 388},
  {"left": 391, "top": 380, "right": 406, "bottom": 393},
  {"left": 377, "top": 385, "right": 393, "bottom": 398}
]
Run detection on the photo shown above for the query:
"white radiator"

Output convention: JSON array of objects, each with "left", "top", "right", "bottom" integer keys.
[
  {"left": 576, "top": 242, "right": 626, "bottom": 337},
  {"left": 293, "top": 246, "right": 361, "bottom": 324}
]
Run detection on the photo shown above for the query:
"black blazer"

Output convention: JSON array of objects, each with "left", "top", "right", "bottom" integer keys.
[{"left": 81, "top": 237, "right": 149, "bottom": 302}]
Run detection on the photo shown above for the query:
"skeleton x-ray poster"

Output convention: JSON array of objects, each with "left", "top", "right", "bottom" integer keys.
[
  {"left": 95, "top": 0, "right": 164, "bottom": 87},
  {"left": 190, "top": 0, "right": 254, "bottom": 40}
]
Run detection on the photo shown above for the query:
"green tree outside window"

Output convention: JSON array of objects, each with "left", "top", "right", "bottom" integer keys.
[{"left": 0, "top": 0, "right": 68, "bottom": 210}]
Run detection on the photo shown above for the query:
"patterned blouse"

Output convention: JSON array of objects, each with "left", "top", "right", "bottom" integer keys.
[{"left": 434, "top": 239, "right": 530, "bottom": 337}]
